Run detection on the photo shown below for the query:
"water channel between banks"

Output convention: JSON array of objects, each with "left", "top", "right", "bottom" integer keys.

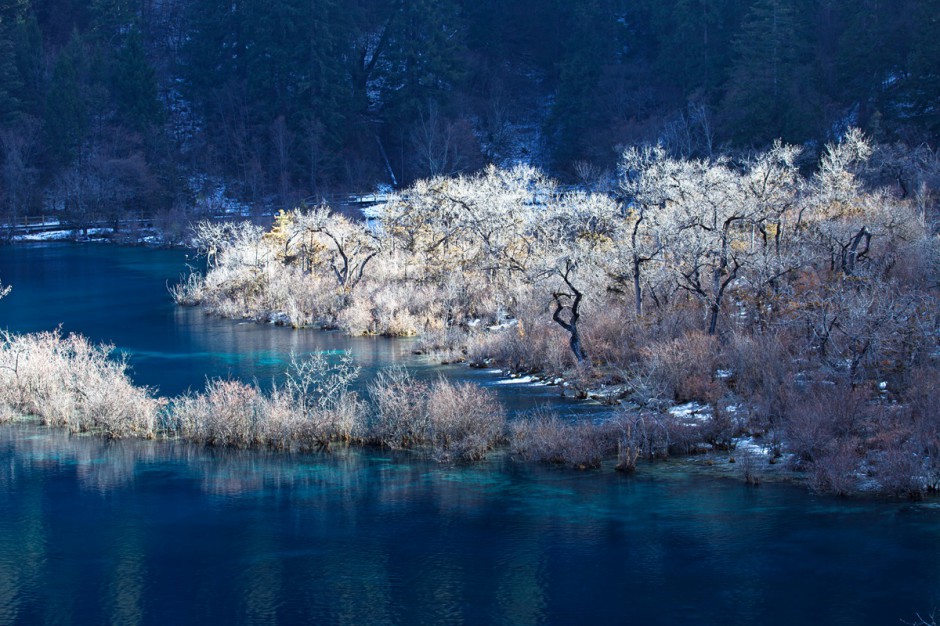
[{"left": 0, "top": 243, "right": 937, "bottom": 625}]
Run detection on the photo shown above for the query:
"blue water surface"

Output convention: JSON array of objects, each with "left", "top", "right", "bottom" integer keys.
[
  {"left": 0, "top": 243, "right": 599, "bottom": 417},
  {"left": 0, "top": 243, "right": 938, "bottom": 625}
]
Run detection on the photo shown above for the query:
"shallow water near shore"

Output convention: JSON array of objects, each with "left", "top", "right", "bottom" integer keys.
[
  {"left": 0, "top": 243, "right": 601, "bottom": 417},
  {"left": 0, "top": 243, "right": 938, "bottom": 625}
]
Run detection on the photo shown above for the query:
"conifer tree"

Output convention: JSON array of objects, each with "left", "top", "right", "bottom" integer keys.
[
  {"left": 112, "top": 28, "right": 163, "bottom": 130},
  {"left": 300, "top": 0, "right": 354, "bottom": 149},
  {"left": 548, "top": 0, "right": 622, "bottom": 163},
  {"left": 0, "top": 0, "right": 31, "bottom": 125},
  {"left": 904, "top": 0, "right": 940, "bottom": 139},
  {"left": 381, "top": 0, "right": 464, "bottom": 124},
  {"left": 45, "top": 33, "right": 89, "bottom": 165},
  {"left": 90, "top": 0, "right": 138, "bottom": 44},
  {"left": 0, "top": 24, "right": 23, "bottom": 125},
  {"left": 723, "top": 0, "right": 815, "bottom": 144},
  {"left": 13, "top": 13, "right": 43, "bottom": 117},
  {"left": 655, "top": 0, "right": 747, "bottom": 102}
]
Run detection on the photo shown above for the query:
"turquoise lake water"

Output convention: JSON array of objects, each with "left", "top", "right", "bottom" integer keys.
[
  {"left": 0, "top": 243, "right": 938, "bottom": 625},
  {"left": 0, "top": 243, "right": 602, "bottom": 416}
]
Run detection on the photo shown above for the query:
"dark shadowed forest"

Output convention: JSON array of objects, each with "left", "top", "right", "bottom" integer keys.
[{"left": 1, "top": 0, "right": 939, "bottom": 228}]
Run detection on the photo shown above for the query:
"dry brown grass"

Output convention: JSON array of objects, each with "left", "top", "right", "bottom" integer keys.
[
  {"left": 368, "top": 368, "right": 506, "bottom": 461},
  {"left": 641, "top": 331, "right": 722, "bottom": 403},
  {"left": 508, "top": 409, "right": 611, "bottom": 469}
]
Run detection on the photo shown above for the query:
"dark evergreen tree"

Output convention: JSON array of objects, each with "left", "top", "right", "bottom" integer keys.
[
  {"left": 299, "top": 0, "right": 355, "bottom": 151},
  {"left": 649, "top": 0, "right": 747, "bottom": 102},
  {"left": 0, "top": 0, "right": 33, "bottom": 125},
  {"left": 111, "top": 28, "right": 163, "bottom": 130},
  {"left": 460, "top": 0, "right": 507, "bottom": 60},
  {"left": 35, "top": 0, "right": 91, "bottom": 47},
  {"left": 723, "top": 0, "right": 815, "bottom": 144},
  {"left": 89, "top": 0, "right": 139, "bottom": 44},
  {"left": 548, "top": 0, "right": 625, "bottom": 164},
  {"left": 0, "top": 25, "right": 23, "bottom": 125},
  {"left": 903, "top": 0, "right": 940, "bottom": 141},
  {"left": 44, "top": 32, "right": 89, "bottom": 165},
  {"left": 12, "top": 12, "right": 44, "bottom": 117},
  {"left": 183, "top": 0, "right": 247, "bottom": 111},
  {"left": 828, "top": 0, "right": 905, "bottom": 134},
  {"left": 241, "top": 0, "right": 306, "bottom": 118},
  {"left": 380, "top": 0, "right": 464, "bottom": 123}
]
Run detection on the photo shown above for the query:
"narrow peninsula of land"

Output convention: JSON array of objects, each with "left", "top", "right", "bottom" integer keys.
[{"left": 9, "top": 130, "right": 936, "bottom": 497}]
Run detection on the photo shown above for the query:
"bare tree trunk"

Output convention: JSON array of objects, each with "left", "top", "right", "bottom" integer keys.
[
  {"left": 708, "top": 303, "right": 721, "bottom": 335},
  {"left": 552, "top": 260, "right": 590, "bottom": 364},
  {"left": 842, "top": 226, "right": 872, "bottom": 275},
  {"left": 633, "top": 253, "right": 643, "bottom": 317}
]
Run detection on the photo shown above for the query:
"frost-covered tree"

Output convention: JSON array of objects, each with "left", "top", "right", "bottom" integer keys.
[
  {"left": 291, "top": 207, "right": 381, "bottom": 295},
  {"left": 382, "top": 164, "right": 551, "bottom": 279},
  {"left": 618, "top": 140, "right": 803, "bottom": 333},
  {"left": 800, "top": 129, "right": 922, "bottom": 278},
  {"left": 618, "top": 145, "right": 684, "bottom": 317},
  {"left": 538, "top": 191, "right": 621, "bottom": 363},
  {"left": 664, "top": 157, "right": 750, "bottom": 334},
  {"left": 193, "top": 220, "right": 268, "bottom": 270}
]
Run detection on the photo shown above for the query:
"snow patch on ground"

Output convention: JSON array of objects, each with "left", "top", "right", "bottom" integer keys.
[
  {"left": 495, "top": 375, "right": 539, "bottom": 385},
  {"left": 362, "top": 204, "right": 385, "bottom": 220},
  {"left": 669, "top": 402, "right": 712, "bottom": 422},
  {"left": 734, "top": 437, "right": 772, "bottom": 457},
  {"left": 14, "top": 228, "right": 111, "bottom": 242},
  {"left": 586, "top": 385, "right": 629, "bottom": 403}
]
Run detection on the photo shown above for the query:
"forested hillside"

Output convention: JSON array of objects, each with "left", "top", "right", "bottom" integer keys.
[{"left": 1, "top": 0, "right": 938, "bottom": 226}]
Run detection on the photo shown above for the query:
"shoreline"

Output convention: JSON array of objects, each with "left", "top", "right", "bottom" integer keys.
[
  {"left": 2, "top": 240, "right": 936, "bottom": 500},
  {"left": 0, "top": 411, "right": 811, "bottom": 494}
]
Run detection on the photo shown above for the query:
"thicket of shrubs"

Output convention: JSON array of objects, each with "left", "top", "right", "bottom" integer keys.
[
  {"left": 0, "top": 332, "right": 505, "bottom": 462},
  {"left": 173, "top": 130, "right": 940, "bottom": 497},
  {"left": 0, "top": 328, "right": 723, "bottom": 469},
  {"left": 0, "top": 331, "right": 161, "bottom": 438},
  {"left": 1, "top": 327, "right": 938, "bottom": 496}
]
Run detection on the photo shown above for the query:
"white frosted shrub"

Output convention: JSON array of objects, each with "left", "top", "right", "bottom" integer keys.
[
  {"left": 174, "top": 380, "right": 265, "bottom": 447},
  {"left": 368, "top": 367, "right": 432, "bottom": 447},
  {"left": 0, "top": 331, "right": 159, "bottom": 437},
  {"left": 337, "top": 290, "right": 376, "bottom": 334}
]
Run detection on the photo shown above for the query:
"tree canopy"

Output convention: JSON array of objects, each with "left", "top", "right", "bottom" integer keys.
[{"left": 0, "top": 0, "right": 937, "bottom": 221}]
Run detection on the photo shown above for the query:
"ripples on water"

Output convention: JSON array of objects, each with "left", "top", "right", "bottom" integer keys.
[
  {"left": 2, "top": 424, "right": 939, "bottom": 625},
  {"left": 1, "top": 244, "right": 939, "bottom": 625}
]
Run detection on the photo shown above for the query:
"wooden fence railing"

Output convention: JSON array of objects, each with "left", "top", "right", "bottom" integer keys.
[{"left": 3, "top": 194, "right": 391, "bottom": 236}]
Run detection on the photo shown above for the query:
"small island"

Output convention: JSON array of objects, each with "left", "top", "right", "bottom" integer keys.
[{"left": 0, "top": 0, "right": 938, "bottom": 623}]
